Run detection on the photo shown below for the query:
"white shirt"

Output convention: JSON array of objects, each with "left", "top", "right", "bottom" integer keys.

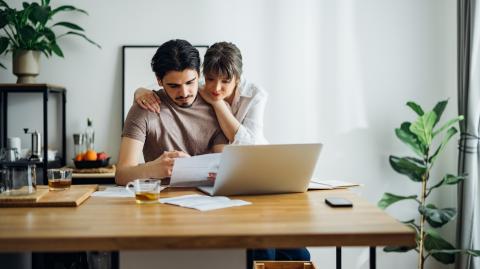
[{"left": 228, "top": 79, "right": 268, "bottom": 145}]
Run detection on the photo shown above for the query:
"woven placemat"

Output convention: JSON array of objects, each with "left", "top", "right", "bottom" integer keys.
[{"left": 72, "top": 165, "right": 116, "bottom": 174}]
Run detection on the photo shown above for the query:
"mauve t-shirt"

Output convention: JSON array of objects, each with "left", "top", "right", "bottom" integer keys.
[{"left": 122, "top": 89, "right": 227, "bottom": 161}]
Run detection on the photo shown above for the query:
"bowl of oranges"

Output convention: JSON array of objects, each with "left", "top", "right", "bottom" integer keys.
[{"left": 74, "top": 150, "right": 110, "bottom": 169}]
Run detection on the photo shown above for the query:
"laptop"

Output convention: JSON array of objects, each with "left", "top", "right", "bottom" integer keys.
[{"left": 198, "top": 143, "right": 322, "bottom": 196}]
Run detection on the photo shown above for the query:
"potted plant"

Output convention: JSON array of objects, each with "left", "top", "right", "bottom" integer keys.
[
  {"left": 378, "top": 100, "right": 479, "bottom": 268},
  {"left": 0, "top": 0, "right": 100, "bottom": 83}
]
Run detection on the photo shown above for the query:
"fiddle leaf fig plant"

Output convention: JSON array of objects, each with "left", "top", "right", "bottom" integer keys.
[
  {"left": 0, "top": 0, "right": 100, "bottom": 68},
  {"left": 378, "top": 100, "right": 480, "bottom": 268}
]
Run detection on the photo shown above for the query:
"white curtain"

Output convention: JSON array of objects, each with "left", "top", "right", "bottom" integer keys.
[{"left": 457, "top": 0, "right": 480, "bottom": 268}]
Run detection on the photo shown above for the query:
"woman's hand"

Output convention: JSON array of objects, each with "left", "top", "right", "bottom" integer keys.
[
  {"left": 134, "top": 87, "right": 161, "bottom": 113},
  {"left": 199, "top": 87, "right": 222, "bottom": 106},
  {"left": 149, "top": 151, "right": 190, "bottom": 178}
]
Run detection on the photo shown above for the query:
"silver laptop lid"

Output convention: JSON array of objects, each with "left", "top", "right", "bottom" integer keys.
[{"left": 212, "top": 143, "right": 322, "bottom": 196}]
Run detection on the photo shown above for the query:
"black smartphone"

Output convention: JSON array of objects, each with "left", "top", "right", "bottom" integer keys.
[{"left": 325, "top": 197, "right": 353, "bottom": 207}]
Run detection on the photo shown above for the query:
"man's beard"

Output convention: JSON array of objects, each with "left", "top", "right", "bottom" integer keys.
[{"left": 175, "top": 95, "right": 195, "bottom": 108}]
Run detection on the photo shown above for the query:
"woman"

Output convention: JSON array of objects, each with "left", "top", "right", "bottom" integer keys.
[{"left": 134, "top": 41, "right": 268, "bottom": 145}]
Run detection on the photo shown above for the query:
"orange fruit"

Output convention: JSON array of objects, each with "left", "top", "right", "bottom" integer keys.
[
  {"left": 85, "top": 150, "right": 97, "bottom": 161},
  {"left": 75, "top": 154, "right": 83, "bottom": 161}
]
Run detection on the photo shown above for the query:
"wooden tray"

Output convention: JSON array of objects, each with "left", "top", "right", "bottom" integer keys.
[
  {"left": 0, "top": 185, "right": 98, "bottom": 207},
  {"left": 0, "top": 188, "right": 49, "bottom": 204}
]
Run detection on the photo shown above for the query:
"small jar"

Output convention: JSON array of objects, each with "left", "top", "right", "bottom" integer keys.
[{"left": 73, "top": 133, "right": 85, "bottom": 160}]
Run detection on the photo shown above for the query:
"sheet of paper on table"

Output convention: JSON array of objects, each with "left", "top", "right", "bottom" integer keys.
[{"left": 159, "top": 194, "right": 251, "bottom": 211}]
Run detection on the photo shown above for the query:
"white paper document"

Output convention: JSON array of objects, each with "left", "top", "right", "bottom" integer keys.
[
  {"left": 159, "top": 194, "right": 251, "bottom": 211},
  {"left": 91, "top": 186, "right": 136, "bottom": 198},
  {"left": 170, "top": 153, "right": 221, "bottom": 187}
]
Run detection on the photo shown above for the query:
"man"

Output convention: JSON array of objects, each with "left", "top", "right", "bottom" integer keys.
[{"left": 116, "top": 39, "right": 226, "bottom": 185}]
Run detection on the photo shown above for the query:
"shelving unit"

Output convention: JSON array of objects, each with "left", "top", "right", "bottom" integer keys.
[{"left": 0, "top": 84, "right": 66, "bottom": 184}]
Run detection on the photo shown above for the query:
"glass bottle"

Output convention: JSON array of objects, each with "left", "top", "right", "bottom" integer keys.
[
  {"left": 85, "top": 118, "right": 95, "bottom": 151},
  {"left": 73, "top": 133, "right": 85, "bottom": 160}
]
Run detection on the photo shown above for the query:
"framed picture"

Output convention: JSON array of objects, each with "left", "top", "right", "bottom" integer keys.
[{"left": 122, "top": 45, "right": 208, "bottom": 125}]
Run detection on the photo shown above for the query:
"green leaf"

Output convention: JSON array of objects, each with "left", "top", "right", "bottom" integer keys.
[
  {"left": 419, "top": 204, "right": 456, "bottom": 228},
  {"left": 407, "top": 101, "right": 424, "bottom": 116},
  {"left": 0, "top": 10, "right": 7, "bottom": 29},
  {"left": 429, "top": 174, "right": 465, "bottom": 192},
  {"left": 0, "top": 36, "right": 8, "bottom": 54},
  {"left": 0, "top": 1, "right": 9, "bottom": 8},
  {"left": 401, "top": 219, "right": 420, "bottom": 232},
  {"left": 410, "top": 111, "right": 437, "bottom": 146},
  {"left": 52, "top": 22, "right": 84, "bottom": 31},
  {"left": 61, "top": 31, "right": 101, "bottom": 48},
  {"left": 389, "top": 155, "right": 426, "bottom": 182},
  {"left": 432, "top": 100, "right": 448, "bottom": 127},
  {"left": 430, "top": 249, "right": 480, "bottom": 257},
  {"left": 424, "top": 229, "right": 456, "bottom": 264},
  {"left": 18, "top": 25, "right": 37, "bottom": 43},
  {"left": 384, "top": 246, "right": 416, "bottom": 252},
  {"left": 41, "top": 27, "right": 55, "bottom": 41},
  {"left": 432, "top": 115, "right": 463, "bottom": 137},
  {"left": 378, "top": 193, "right": 418, "bottom": 209},
  {"left": 29, "top": 3, "right": 50, "bottom": 26},
  {"left": 395, "top": 122, "right": 425, "bottom": 157},
  {"left": 429, "top": 127, "right": 458, "bottom": 163},
  {"left": 0, "top": 61, "right": 5, "bottom": 69},
  {"left": 50, "top": 42, "right": 63, "bottom": 57},
  {"left": 51, "top": 5, "right": 88, "bottom": 16}
]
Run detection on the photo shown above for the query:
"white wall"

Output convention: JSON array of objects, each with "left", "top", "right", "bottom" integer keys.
[{"left": 0, "top": 0, "right": 458, "bottom": 268}]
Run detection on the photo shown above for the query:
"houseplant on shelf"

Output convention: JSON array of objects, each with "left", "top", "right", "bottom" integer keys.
[
  {"left": 0, "top": 0, "right": 100, "bottom": 83},
  {"left": 378, "top": 99, "right": 480, "bottom": 268}
]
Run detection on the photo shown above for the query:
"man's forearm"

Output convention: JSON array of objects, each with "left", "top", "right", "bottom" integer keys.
[{"left": 115, "top": 163, "right": 154, "bottom": 186}]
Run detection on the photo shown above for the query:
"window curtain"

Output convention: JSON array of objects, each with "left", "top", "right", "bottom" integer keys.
[{"left": 457, "top": 0, "right": 480, "bottom": 268}]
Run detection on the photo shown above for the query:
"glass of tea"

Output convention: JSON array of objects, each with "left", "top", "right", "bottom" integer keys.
[
  {"left": 125, "top": 179, "right": 163, "bottom": 204},
  {"left": 47, "top": 168, "right": 72, "bottom": 191}
]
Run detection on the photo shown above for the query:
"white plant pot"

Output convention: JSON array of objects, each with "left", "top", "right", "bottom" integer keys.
[{"left": 12, "top": 50, "right": 40, "bottom": 84}]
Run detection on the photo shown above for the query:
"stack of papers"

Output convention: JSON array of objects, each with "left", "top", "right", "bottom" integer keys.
[
  {"left": 91, "top": 186, "right": 136, "bottom": 198},
  {"left": 159, "top": 194, "right": 251, "bottom": 211},
  {"left": 308, "top": 179, "right": 360, "bottom": 190}
]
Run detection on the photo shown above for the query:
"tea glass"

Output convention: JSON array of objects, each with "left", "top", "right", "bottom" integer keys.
[
  {"left": 125, "top": 179, "right": 163, "bottom": 204},
  {"left": 47, "top": 168, "right": 72, "bottom": 191}
]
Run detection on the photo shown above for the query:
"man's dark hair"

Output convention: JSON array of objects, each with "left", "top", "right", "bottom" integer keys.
[
  {"left": 203, "top": 42, "right": 243, "bottom": 80},
  {"left": 151, "top": 39, "right": 200, "bottom": 80}
]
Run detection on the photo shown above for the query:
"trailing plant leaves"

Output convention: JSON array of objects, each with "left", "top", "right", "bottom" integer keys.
[
  {"left": 418, "top": 204, "right": 456, "bottom": 228},
  {"left": 41, "top": 28, "right": 55, "bottom": 41},
  {"left": 384, "top": 246, "right": 416, "bottom": 253},
  {"left": 61, "top": 31, "right": 101, "bottom": 48},
  {"left": 0, "top": 0, "right": 9, "bottom": 8},
  {"left": 378, "top": 193, "right": 418, "bottom": 209},
  {"left": 401, "top": 219, "right": 419, "bottom": 232},
  {"left": 50, "top": 42, "right": 63, "bottom": 57},
  {"left": 424, "top": 229, "right": 456, "bottom": 264},
  {"left": 395, "top": 122, "right": 425, "bottom": 157},
  {"left": 51, "top": 5, "right": 88, "bottom": 16},
  {"left": 53, "top": 21, "right": 84, "bottom": 31},
  {"left": 432, "top": 115, "right": 463, "bottom": 138},
  {"left": 410, "top": 111, "right": 437, "bottom": 146},
  {"left": 0, "top": 62, "right": 5, "bottom": 69},
  {"left": 0, "top": 36, "right": 8, "bottom": 54},
  {"left": 389, "top": 155, "right": 426, "bottom": 182},
  {"left": 429, "top": 127, "right": 458, "bottom": 163},
  {"left": 432, "top": 100, "right": 448, "bottom": 127},
  {"left": 406, "top": 101, "right": 424, "bottom": 116},
  {"left": 429, "top": 174, "right": 465, "bottom": 192}
]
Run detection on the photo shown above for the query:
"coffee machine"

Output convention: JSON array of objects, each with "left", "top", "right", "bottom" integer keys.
[{"left": 23, "top": 128, "right": 42, "bottom": 161}]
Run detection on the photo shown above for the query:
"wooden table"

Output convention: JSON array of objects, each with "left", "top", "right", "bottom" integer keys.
[{"left": 0, "top": 188, "right": 415, "bottom": 268}]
